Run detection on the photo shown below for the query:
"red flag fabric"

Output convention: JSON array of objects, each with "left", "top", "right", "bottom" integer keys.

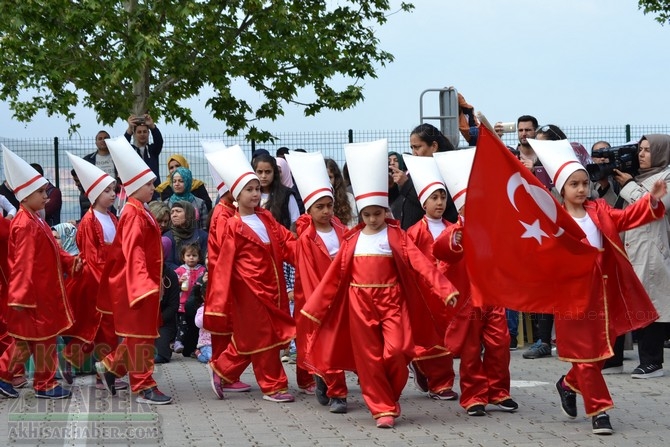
[{"left": 463, "top": 125, "right": 599, "bottom": 314}]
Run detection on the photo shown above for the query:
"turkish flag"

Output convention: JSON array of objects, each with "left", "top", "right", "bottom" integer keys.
[{"left": 463, "top": 125, "right": 599, "bottom": 314}]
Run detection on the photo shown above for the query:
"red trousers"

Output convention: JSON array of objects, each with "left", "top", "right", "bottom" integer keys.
[
  {"left": 414, "top": 350, "right": 455, "bottom": 393},
  {"left": 564, "top": 359, "right": 613, "bottom": 416},
  {"left": 63, "top": 314, "right": 118, "bottom": 369},
  {"left": 101, "top": 337, "right": 157, "bottom": 393},
  {"left": 457, "top": 306, "right": 511, "bottom": 410},
  {"left": 0, "top": 333, "right": 24, "bottom": 379},
  {"left": 322, "top": 371, "right": 348, "bottom": 398},
  {"left": 211, "top": 342, "right": 289, "bottom": 395},
  {"left": 0, "top": 338, "right": 59, "bottom": 391}
]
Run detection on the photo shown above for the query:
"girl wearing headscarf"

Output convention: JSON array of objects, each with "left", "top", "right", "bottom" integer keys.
[
  {"left": 163, "top": 201, "right": 208, "bottom": 271},
  {"left": 614, "top": 134, "right": 670, "bottom": 379},
  {"left": 51, "top": 223, "right": 79, "bottom": 256},
  {"left": 156, "top": 155, "right": 213, "bottom": 211},
  {"left": 164, "top": 167, "right": 209, "bottom": 230}
]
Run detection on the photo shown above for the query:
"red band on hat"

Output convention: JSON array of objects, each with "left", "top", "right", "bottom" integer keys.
[
  {"left": 13, "top": 175, "right": 44, "bottom": 196},
  {"left": 231, "top": 172, "right": 256, "bottom": 195},
  {"left": 553, "top": 161, "right": 581, "bottom": 186},
  {"left": 303, "top": 187, "right": 333, "bottom": 204},
  {"left": 125, "top": 168, "right": 152, "bottom": 187},
  {"left": 85, "top": 174, "right": 111, "bottom": 197},
  {"left": 216, "top": 181, "right": 225, "bottom": 191},
  {"left": 452, "top": 188, "right": 467, "bottom": 203},
  {"left": 418, "top": 181, "right": 445, "bottom": 201},
  {"left": 355, "top": 191, "right": 388, "bottom": 201}
]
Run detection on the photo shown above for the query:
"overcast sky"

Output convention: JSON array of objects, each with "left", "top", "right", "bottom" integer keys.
[{"left": 1, "top": 0, "right": 668, "bottom": 139}]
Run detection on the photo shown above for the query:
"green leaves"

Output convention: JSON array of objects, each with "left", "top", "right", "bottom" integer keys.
[
  {"left": 0, "top": 0, "right": 414, "bottom": 139},
  {"left": 639, "top": 0, "right": 670, "bottom": 25}
]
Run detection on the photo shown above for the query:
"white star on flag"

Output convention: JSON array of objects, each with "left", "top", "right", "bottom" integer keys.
[{"left": 520, "top": 219, "right": 548, "bottom": 244}]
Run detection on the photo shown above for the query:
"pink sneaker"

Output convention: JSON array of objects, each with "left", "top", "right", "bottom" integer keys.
[
  {"left": 262, "top": 392, "right": 295, "bottom": 403},
  {"left": 300, "top": 384, "right": 316, "bottom": 395},
  {"left": 12, "top": 376, "right": 28, "bottom": 389},
  {"left": 376, "top": 416, "right": 395, "bottom": 428},
  {"left": 222, "top": 381, "right": 251, "bottom": 393},
  {"left": 207, "top": 363, "right": 225, "bottom": 399},
  {"left": 114, "top": 379, "right": 129, "bottom": 390}
]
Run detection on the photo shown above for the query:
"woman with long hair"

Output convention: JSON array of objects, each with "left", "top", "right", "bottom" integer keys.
[{"left": 325, "top": 158, "right": 357, "bottom": 228}]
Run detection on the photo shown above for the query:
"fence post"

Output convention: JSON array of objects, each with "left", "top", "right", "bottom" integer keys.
[
  {"left": 53, "top": 137, "right": 60, "bottom": 189},
  {"left": 625, "top": 124, "right": 631, "bottom": 143},
  {"left": 348, "top": 129, "right": 353, "bottom": 144},
  {"left": 251, "top": 139, "right": 256, "bottom": 157}
]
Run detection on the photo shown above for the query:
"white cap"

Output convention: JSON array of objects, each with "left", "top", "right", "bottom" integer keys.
[
  {"left": 344, "top": 139, "right": 389, "bottom": 211},
  {"left": 285, "top": 151, "right": 332, "bottom": 210},
  {"left": 105, "top": 136, "right": 156, "bottom": 196},
  {"left": 200, "top": 139, "right": 230, "bottom": 196},
  {"left": 528, "top": 139, "right": 585, "bottom": 192},
  {"left": 1, "top": 144, "right": 48, "bottom": 202},
  {"left": 204, "top": 145, "right": 258, "bottom": 199},
  {"left": 66, "top": 151, "right": 115, "bottom": 203},
  {"left": 403, "top": 154, "right": 446, "bottom": 206},
  {"left": 433, "top": 148, "right": 475, "bottom": 211}
]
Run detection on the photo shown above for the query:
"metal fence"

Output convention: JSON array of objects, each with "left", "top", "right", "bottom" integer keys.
[{"left": 1, "top": 124, "right": 668, "bottom": 223}]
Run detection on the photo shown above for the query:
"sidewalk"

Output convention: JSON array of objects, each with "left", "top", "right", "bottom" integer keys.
[{"left": 0, "top": 347, "right": 667, "bottom": 446}]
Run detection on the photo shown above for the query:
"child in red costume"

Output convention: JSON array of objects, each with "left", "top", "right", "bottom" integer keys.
[
  {"left": 431, "top": 149, "right": 518, "bottom": 417},
  {"left": 204, "top": 145, "right": 296, "bottom": 403},
  {"left": 530, "top": 138, "right": 666, "bottom": 435},
  {"left": 95, "top": 136, "right": 172, "bottom": 405},
  {"left": 286, "top": 151, "right": 349, "bottom": 413},
  {"left": 0, "top": 146, "right": 80, "bottom": 399},
  {"left": 301, "top": 139, "right": 458, "bottom": 429}
]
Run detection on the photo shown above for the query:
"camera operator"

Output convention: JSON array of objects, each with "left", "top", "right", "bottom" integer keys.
[
  {"left": 612, "top": 134, "right": 670, "bottom": 380},
  {"left": 590, "top": 141, "right": 619, "bottom": 206},
  {"left": 124, "top": 113, "right": 163, "bottom": 187}
]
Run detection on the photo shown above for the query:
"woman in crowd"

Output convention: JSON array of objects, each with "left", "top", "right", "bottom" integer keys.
[
  {"left": 325, "top": 158, "right": 357, "bottom": 228},
  {"left": 163, "top": 201, "right": 208, "bottom": 271},
  {"left": 164, "top": 167, "right": 209, "bottom": 230},
  {"left": 156, "top": 154, "right": 212, "bottom": 211}
]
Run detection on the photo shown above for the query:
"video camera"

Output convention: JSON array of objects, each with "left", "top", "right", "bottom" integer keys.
[{"left": 585, "top": 143, "right": 639, "bottom": 182}]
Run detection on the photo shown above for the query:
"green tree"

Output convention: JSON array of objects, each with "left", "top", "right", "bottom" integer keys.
[
  {"left": 0, "top": 0, "right": 413, "bottom": 140},
  {"left": 639, "top": 0, "right": 670, "bottom": 24}
]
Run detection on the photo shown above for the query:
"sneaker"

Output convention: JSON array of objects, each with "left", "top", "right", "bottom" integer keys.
[
  {"left": 136, "top": 387, "right": 172, "bottom": 405},
  {"left": 522, "top": 340, "right": 552, "bottom": 359},
  {"left": 601, "top": 364, "right": 623, "bottom": 375},
  {"left": 262, "top": 392, "right": 295, "bottom": 403},
  {"left": 408, "top": 362, "right": 429, "bottom": 393},
  {"left": 631, "top": 364, "right": 664, "bottom": 379},
  {"left": 36, "top": 385, "right": 71, "bottom": 400},
  {"left": 114, "top": 379, "right": 129, "bottom": 390},
  {"left": 509, "top": 337, "right": 518, "bottom": 351},
  {"left": 59, "top": 361, "right": 74, "bottom": 385},
  {"left": 376, "top": 416, "right": 395, "bottom": 428},
  {"left": 280, "top": 349, "right": 290, "bottom": 362},
  {"left": 329, "top": 397, "right": 348, "bottom": 414},
  {"left": 555, "top": 376, "right": 577, "bottom": 418},
  {"left": 300, "top": 384, "right": 316, "bottom": 395},
  {"left": 0, "top": 380, "right": 19, "bottom": 398},
  {"left": 592, "top": 412, "right": 613, "bottom": 435},
  {"left": 173, "top": 341, "right": 184, "bottom": 354},
  {"left": 314, "top": 376, "right": 329, "bottom": 406},
  {"left": 11, "top": 376, "right": 28, "bottom": 389},
  {"left": 95, "top": 362, "right": 116, "bottom": 396},
  {"left": 429, "top": 389, "right": 458, "bottom": 400},
  {"left": 207, "top": 363, "right": 224, "bottom": 399},
  {"left": 222, "top": 381, "right": 251, "bottom": 393},
  {"left": 467, "top": 404, "right": 486, "bottom": 416},
  {"left": 497, "top": 398, "right": 519, "bottom": 412}
]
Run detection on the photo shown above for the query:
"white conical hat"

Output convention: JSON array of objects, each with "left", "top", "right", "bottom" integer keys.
[
  {"left": 344, "top": 139, "right": 389, "bottom": 211},
  {"left": 433, "top": 148, "right": 475, "bottom": 211},
  {"left": 105, "top": 136, "right": 155, "bottom": 196},
  {"left": 285, "top": 151, "right": 333, "bottom": 210},
  {"left": 200, "top": 139, "right": 230, "bottom": 196},
  {"left": 528, "top": 138, "right": 585, "bottom": 192},
  {"left": 403, "top": 154, "right": 446, "bottom": 206},
  {"left": 1, "top": 144, "right": 48, "bottom": 202},
  {"left": 204, "top": 145, "right": 258, "bottom": 199},
  {"left": 66, "top": 151, "right": 115, "bottom": 203}
]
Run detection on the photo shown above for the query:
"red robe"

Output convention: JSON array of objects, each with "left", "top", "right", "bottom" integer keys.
[
  {"left": 205, "top": 207, "right": 296, "bottom": 355},
  {"left": 63, "top": 208, "right": 117, "bottom": 343},
  {"left": 301, "top": 220, "right": 458, "bottom": 375},
  {"left": 293, "top": 213, "right": 346, "bottom": 374},
  {"left": 556, "top": 197, "right": 662, "bottom": 361},
  {"left": 6, "top": 207, "right": 75, "bottom": 340},
  {"left": 203, "top": 198, "right": 236, "bottom": 335},
  {"left": 98, "top": 198, "right": 162, "bottom": 338},
  {"left": 0, "top": 218, "right": 12, "bottom": 346}
]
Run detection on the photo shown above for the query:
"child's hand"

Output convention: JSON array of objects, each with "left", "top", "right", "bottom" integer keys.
[
  {"left": 453, "top": 230, "right": 463, "bottom": 246},
  {"left": 447, "top": 296, "right": 458, "bottom": 307},
  {"left": 650, "top": 179, "right": 668, "bottom": 201},
  {"left": 179, "top": 273, "right": 188, "bottom": 282},
  {"left": 202, "top": 272, "right": 208, "bottom": 283}
]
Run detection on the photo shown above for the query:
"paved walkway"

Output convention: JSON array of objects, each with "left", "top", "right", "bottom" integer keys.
[{"left": 0, "top": 347, "right": 667, "bottom": 446}]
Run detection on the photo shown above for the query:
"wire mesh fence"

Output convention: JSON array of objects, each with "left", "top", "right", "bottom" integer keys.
[{"left": 1, "top": 124, "right": 668, "bottom": 223}]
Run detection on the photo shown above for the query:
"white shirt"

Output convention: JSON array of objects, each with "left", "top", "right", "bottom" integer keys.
[
  {"left": 573, "top": 213, "right": 602, "bottom": 249},
  {"left": 93, "top": 209, "right": 116, "bottom": 243},
  {"left": 426, "top": 216, "right": 447, "bottom": 240},
  {"left": 241, "top": 214, "right": 270, "bottom": 243},
  {"left": 354, "top": 228, "right": 392, "bottom": 255},
  {"left": 95, "top": 153, "right": 116, "bottom": 179},
  {"left": 317, "top": 228, "right": 340, "bottom": 257}
]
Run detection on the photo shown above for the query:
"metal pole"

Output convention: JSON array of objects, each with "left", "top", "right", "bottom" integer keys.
[
  {"left": 348, "top": 129, "right": 353, "bottom": 144},
  {"left": 54, "top": 137, "right": 60, "bottom": 189}
]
